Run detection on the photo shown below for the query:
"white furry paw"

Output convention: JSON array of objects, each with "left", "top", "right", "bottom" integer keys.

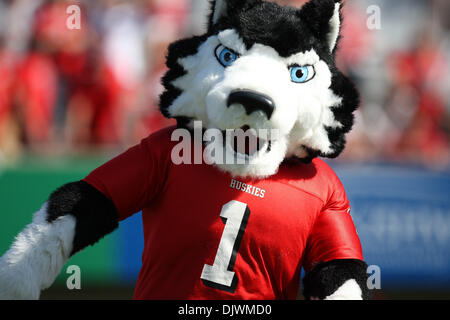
[
  {"left": 0, "top": 261, "right": 41, "bottom": 300},
  {"left": 324, "top": 279, "right": 363, "bottom": 300},
  {"left": 0, "top": 203, "right": 76, "bottom": 300}
]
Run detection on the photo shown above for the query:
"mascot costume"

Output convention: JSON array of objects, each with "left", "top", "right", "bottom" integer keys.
[{"left": 0, "top": 0, "right": 370, "bottom": 300}]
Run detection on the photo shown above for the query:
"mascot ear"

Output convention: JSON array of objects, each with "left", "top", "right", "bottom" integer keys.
[
  {"left": 298, "top": 0, "right": 342, "bottom": 53},
  {"left": 209, "top": 0, "right": 229, "bottom": 27},
  {"left": 208, "top": 0, "right": 261, "bottom": 30}
]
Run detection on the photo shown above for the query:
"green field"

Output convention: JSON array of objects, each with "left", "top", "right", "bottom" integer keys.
[{"left": 0, "top": 155, "right": 121, "bottom": 287}]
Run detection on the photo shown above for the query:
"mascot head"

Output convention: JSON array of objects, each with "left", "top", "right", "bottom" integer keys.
[{"left": 160, "top": 0, "right": 359, "bottom": 178}]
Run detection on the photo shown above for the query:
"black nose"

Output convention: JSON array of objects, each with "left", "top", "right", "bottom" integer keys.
[{"left": 227, "top": 90, "right": 275, "bottom": 119}]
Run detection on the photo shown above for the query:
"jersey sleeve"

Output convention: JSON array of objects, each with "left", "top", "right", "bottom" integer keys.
[
  {"left": 303, "top": 177, "right": 363, "bottom": 273},
  {"left": 83, "top": 128, "right": 173, "bottom": 221}
]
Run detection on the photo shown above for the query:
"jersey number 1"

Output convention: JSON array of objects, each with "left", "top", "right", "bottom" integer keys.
[{"left": 200, "top": 200, "right": 250, "bottom": 293}]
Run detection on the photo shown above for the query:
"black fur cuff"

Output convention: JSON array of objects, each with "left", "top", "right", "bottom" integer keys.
[
  {"left": 47, "top": 181, "right": 119, "bottom": 256},
  {"left": 303, "top": 259, "right": 370, "bottom": 300}
]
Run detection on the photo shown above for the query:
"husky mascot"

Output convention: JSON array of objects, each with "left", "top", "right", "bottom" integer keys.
[{"left": 0, "top": 0, "right": 370, "bottom": 300}]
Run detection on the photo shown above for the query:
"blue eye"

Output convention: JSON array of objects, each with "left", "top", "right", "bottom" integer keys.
[
  {"left": 215, "top": 45, "right": 238, "bottom": 67},
  {"left": 290, "top": 65, "right": 315, "bottom": 83}
]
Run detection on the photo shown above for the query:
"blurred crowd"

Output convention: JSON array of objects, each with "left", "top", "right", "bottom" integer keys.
[{"left": 0, "top": 0, "right": 449, "bottom": 168}]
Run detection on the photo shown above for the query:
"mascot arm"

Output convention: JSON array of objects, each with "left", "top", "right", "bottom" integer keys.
[
  {"left": 302, "top": 187, "right": 369, "bottom": 300},
  {"left": 0, "top": 135, "right": 165, "bottom": 300},
  {"left": 303, "top": 259, "right": 369, "bottom": 300},
  {"left": 0, "top": 181, "right": 119, "bottom": 300}
]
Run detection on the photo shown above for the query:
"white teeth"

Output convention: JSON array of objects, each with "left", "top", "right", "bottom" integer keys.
[
  {"left": 216, "top": 125, "right": 279, "bottom": 158},
  {"left": 232, "top": 126, "right": 269, "bottom": 141},
  {"left": 229, "top": 127, "right": 269, "bottom": 157}
]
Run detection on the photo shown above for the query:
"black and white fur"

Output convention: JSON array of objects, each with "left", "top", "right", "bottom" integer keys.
[
  {"left": 161, "top": 0, "right": 359, "bottom": 178},
  {"left": 0, "top": 0, "right": 368, "bottom": 300},
  {"left": 0, "top": 182, "right": 118, "bottom": 299}
]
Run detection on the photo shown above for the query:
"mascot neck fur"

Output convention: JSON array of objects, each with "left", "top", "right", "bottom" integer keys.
[{"left": 160, "top": 0, "right": 359, "bottom": 179}]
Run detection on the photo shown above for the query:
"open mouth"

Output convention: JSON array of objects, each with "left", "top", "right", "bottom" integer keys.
[{"left": 224, "top": 125, "right": 272, "bottom": 157}]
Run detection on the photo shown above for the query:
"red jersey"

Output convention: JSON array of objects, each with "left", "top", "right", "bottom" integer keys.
[{"left": 84, "top": 126, "right": 363, "bottom": 300}]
